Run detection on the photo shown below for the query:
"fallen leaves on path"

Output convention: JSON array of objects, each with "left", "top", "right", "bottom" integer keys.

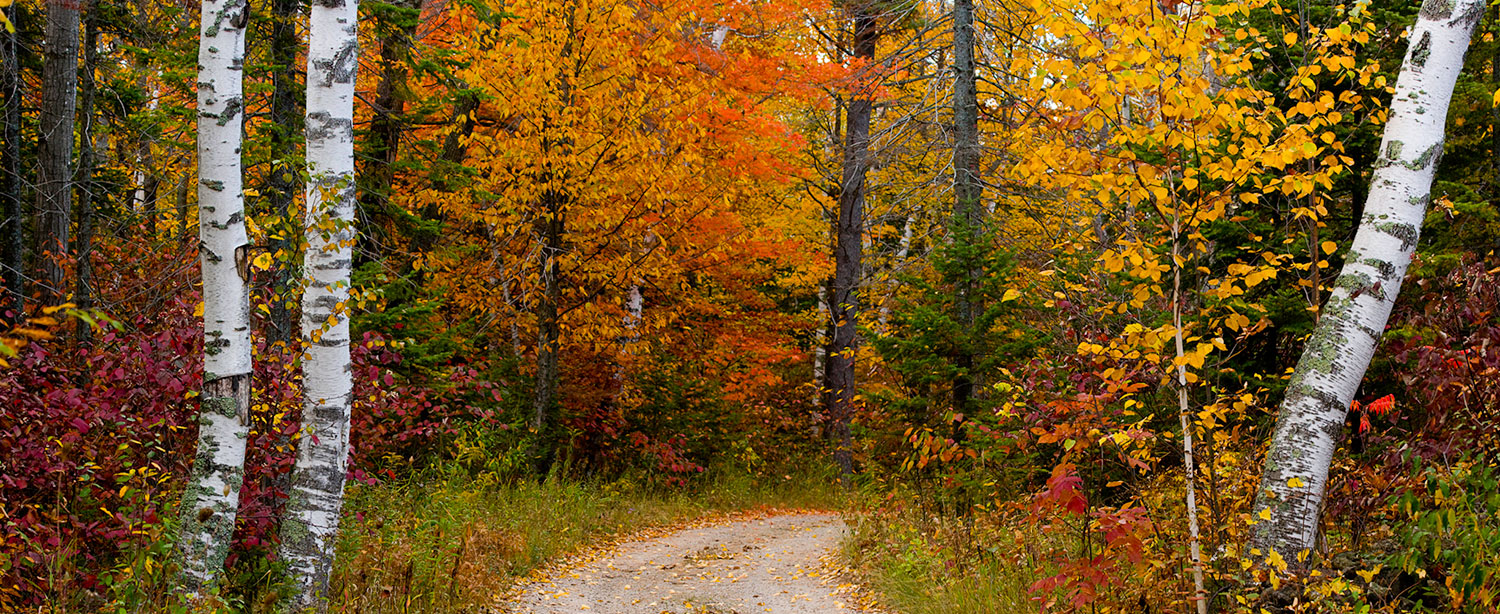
[{"left": 497, "top": 509, "right": 886, "bottom": 614}]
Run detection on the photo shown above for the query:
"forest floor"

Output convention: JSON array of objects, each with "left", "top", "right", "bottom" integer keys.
[{"left": 497, "top": 511, "right": 882, "bottom": 614}]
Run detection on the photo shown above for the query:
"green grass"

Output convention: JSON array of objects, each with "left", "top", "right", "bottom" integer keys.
[{"left": 840, "top": 507, "right": 1039, "bottom": 614}]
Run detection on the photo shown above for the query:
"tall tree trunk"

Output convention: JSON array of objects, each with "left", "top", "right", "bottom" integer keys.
[
  {"left": 827, "top": 4, "right": 877, "bottom": 478},
  {"left": 1169, "top": 214, "right": 1208, "bottom": 614},
  {"left": 529, "top": 11, "right": 576, "bottom": 476},
  {"left": 1250, "top": 0, "right": 1484, "bottom": 563},
  {"left": 176, "top": 0, "right": 252, "bottom": 594},
  {"left": 356, "top": 0, "right": 418, "bottom": 265},
  {"left": 530, "top": 199, "right": 563, "bottom": 475},
  {"left": 35, "top": 0, "right": 79, "bottom": 305},
  {"left": 279, "top": 0, "right": 360, "bottom": 607},
  {"left": 951, "top": 0, "right": 983, "bottom": 415},
  {"left": 264, "top": 0, "right": 303, "bottom": 346},
  {"left": 175, "top": 167, "right": 191, "bottom": 240},
  {"left": 73, "top": 7, "right": 97, "bottom": 345},
  {"left": 1, "top": 2, "right": 23, "bottom": 323}
]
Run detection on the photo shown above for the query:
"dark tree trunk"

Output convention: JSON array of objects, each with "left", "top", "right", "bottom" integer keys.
[
  {"left": 827, "top": 4, "right": 878, "bottom": 478},
  {"left": 1, "top": 2, "right": 24, "bottom": 322},
  {"left": 174, "top": 168, "right": 190, "bottom": 241},
  {"left": 36, "top": 0, "right": 80, "bottom": 306},
  {"left": 530, "top": 198, "right": 564, "bottom": 475},
  {"left": 74, "top": 6, "right": 97, "bottom": 345},
  {"left": 355, "top": 0, "right": 419, "bottom": 268},
  {"left": 141, "top": 157, "right": 158, "bottom": 238},
  {"left": 265, "top": 0, "right": 302, "bottom": 345},
  {"left": 951, "top": 0, "right": 984, "bottom": 415}
]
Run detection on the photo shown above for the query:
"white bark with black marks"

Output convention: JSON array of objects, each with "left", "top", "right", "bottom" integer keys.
[
  {"left": 280, "top": 0, "right": 359, "bottom": 608},
  {"left": 176, "top": 0, "right": 252, "bottom": 595},
  {"left": 1251, "top": 0, "right": 1485, "bottom": 562}
]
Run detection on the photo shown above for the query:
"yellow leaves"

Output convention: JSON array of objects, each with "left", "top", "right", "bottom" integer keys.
[
  {"left": 1001, "top": 288, "right": 1022, "bottom": 303},
  {"left": 251, "top": 252, "right": 275, "bottom": 272},
  {"left": 1356, "top": 565, "right": 1383, "bottom": 583},
  {"left": 1287, "top": 477, "right": 1307, "bottom": 488},
  {"left": 1265, "top": 549, "right": 1289, "bottom": 574},
  {"left": 1321, "top": 241, "right": 1338, "bottom": 255},
  {"left": 1283, "top": 32, "right": 1298, "bottom": 46},
  {"left": 1244, "top": 267, "right": 1277, "bottom": 287}
]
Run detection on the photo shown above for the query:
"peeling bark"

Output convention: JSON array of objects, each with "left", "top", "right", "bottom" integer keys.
[
  {"left": 1250, "top": 0, "right": 1485, "bottom": 563},
  {"left": 279, "top": 0, "right": 360, "bottom": 607},
  {"left": 176, "top": 0, "right": 253, "bottom": 594}
]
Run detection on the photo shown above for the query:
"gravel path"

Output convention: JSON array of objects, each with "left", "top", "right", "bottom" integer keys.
[{"left": 502, "top": 512, "right": 872, "bottom": 613}]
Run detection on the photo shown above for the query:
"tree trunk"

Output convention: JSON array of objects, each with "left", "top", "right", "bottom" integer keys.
[
  {"left": 1169, "top": 214, "right": 1208, "bottom": 614},
  {"left": 73, "top": 8, "right": 97, "bottom": 345},
  {"left": 176, "top": 0, "right": 252, "bottom": 595},
  {"left": 264, "top": 0, "right": 302, "bottom": 346},
  {"left": 530, "top": 199, "right": 563, "bottom": 475},
  {"left": 1250, "top": 0, "right": 1484, "bottom": 563},
  {"left": 356, "top": 0, "right": 418, "bottom": 266},
  {"left": 827, "top": 4, "right": 877, "bottom": 478},
  {"left": 1, "top": 2, "right": 23, "bottom": 322},
  {"left": 175, "top": 167, "right": 191, "bottom": 240},
  {"left": 35, "top": 0, "right": 79, "bottom": 305},
  {"left": 279, "top": 0, "right": 360, "bottom": 607},
  {"left": 951, "top": 0, "right": 983, "bottom": 415}
]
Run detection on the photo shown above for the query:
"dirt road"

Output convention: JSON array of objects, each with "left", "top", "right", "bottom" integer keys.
[{"left": 501, "top": 512, "right": 876, "bottom": 613}]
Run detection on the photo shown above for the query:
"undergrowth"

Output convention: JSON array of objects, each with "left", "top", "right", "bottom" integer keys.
[{"left": 840, "top": 496, "right": 1042, "bottom": 614}]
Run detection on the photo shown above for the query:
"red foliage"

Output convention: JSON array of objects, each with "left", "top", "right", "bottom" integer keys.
[
  {"left": 1027, "top": 463, "right": 1151, "bottom": 612},
  {"left": 0, "top": 295, "right": 201, "bottom": 605}
]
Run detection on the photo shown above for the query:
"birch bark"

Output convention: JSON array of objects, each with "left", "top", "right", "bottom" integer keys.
[
  {"left": 177, "top": 0, "right": 252, "bottom": 594},
  {"left": 279, "top": 0, "right": 360, "bottom": 607},
  {"left": 1250, "top": 0, "right": 1485, "bottom": 561}
]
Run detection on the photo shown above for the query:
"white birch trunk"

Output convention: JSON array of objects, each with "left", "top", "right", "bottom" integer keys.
[
  {"left": 1170, "top": 216, "right": 1207, "bottom": 614},
  {"left": 1251, "top": 0, "right": 1484, "bottom": 561},
  {"left": 813, "top": 284, "right": 828, "bottom": 399},
  {"left": 625, "top": 284, "right": 643, "bottom": 347},
  {"left": 279, "top": 0, "right": 360, "bottom": 608},
  {"left": 176, "top": 0, "right": 251, "bottom": 594}
]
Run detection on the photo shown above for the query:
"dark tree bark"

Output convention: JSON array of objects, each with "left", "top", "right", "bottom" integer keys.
[
  {"left": 264, "top": 0, "right": 303, "bottom": 345},
  {"left": 1, "top": 2, "right": 24, "bottom": 322},
  {"left": 529, "top": 197, "right": 563, "bottom": 475},
  {"left": 35, "top": 0, "right": 80, "bottom": 306},
  {"left": 356, "top": 0, "right": 420, "bottom": 267},
  {"left": 74, "top": 5, "right": 98, "bottom": 345},
  {"left": 951, "top": 0, "right": 984, "bottom": 415},
  {"left": 827, "top": 2, "right": 878, "bottom": 478}
]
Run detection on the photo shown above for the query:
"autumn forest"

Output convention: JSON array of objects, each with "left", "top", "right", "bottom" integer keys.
[{"left": 1, "top": 0, "right": 1498, "bottom": 611}]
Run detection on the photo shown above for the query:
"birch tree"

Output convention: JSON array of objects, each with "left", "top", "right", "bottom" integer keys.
[
  {"left": 175, "top": 0, "right": 252, "bottom": 594},
  {"left": 279, "top": 0, "right": 360, "bottom": 606},
  {"left": 1251, "top": 0, "right": 1486, "bottom": 562}
]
